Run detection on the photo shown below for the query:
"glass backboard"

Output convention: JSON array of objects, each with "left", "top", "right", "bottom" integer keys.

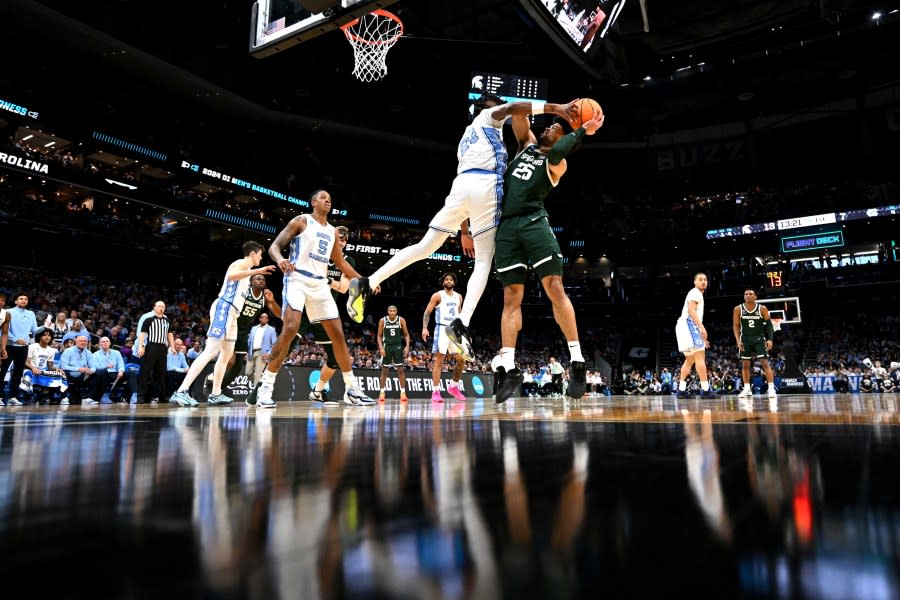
[{"left": 250, "top": 0, "right": 400, "bottom": 58}]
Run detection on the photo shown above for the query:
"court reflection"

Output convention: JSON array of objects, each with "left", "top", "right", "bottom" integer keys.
[{"left": 1, "top": 407, "right": 900, "bottom": 598}]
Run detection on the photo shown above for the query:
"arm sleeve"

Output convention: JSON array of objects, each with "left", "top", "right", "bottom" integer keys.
[
  {"left": 764, "top": 320, "right": 775, "bottom": 341},
  {"left": 547, "top": 128, "right": 586, "bottom": 165}
]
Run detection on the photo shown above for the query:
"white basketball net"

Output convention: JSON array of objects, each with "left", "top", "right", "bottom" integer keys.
[{"left": 341, "top": 10, "right": 403, "bottom": 83}]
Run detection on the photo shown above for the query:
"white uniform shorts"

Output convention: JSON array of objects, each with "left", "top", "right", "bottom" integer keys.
[
  {"left": 431, "top": 324, "right": 459, "bottom": 356},
  {"left": 284, "top": 274, "right": 339, "bottom": 323},
  {"left": 429, "top": 171, "right": 503, "bottom": 238},
  {"left": 676, "top": 318, "right": 705, "bottom": 355},
  {"left": 207, "top": 299, "right": 238, "bottom": 342}
]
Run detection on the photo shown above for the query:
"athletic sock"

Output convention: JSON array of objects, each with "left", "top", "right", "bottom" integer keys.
[
  {"left": 568, "top": 341, "right": 584, "bottom": 363},
  {"left": 500, "top": 347, "right": 516, "bottom": 371}
]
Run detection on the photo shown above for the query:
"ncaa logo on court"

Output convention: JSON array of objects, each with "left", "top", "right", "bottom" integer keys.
[
  {"left": 308, "top": 370, "right": 329, "bottom": 391},
  {"left": 471, "top": 376, "right": 485, "bottom": 396}
]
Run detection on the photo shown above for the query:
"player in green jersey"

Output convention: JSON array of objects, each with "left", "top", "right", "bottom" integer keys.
[
  {"left": 732, "top": 289, "right": 777, "bottom": 401},
  {"left": 493, "top": 109, "right": 605, "bottom": 404},
  {"left": 377, "top": 305, "right": 411, "bottom": 402}
]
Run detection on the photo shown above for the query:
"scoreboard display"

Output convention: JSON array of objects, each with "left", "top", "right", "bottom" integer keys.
[{"left": 468, "top": 72, "right": 548, "bottom": 121}]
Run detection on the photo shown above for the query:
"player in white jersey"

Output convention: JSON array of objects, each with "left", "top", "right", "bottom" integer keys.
[
  {"left": 170, "top": 241, "right": 274, "bottom": 407},
  {"left": 347, "top": 94, "right": 581, "bottom": 362},
  {"left": 422, "top": 272, "right": 467, "bottom": 403},
  {"left": 675, "top": 272, "right": 718, "bottom": 400},
  {"left": 256, "top": 189, "right": 375, "bottom": 408}
]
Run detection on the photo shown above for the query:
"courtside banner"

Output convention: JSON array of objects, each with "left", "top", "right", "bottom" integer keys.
[
  {"left": 805, "top": 374, "right": 863, "bottom": 393},
  {"left": 199, "top": 366, "right": 494, "bottom": 401},
  {"left": 270, "top": 366, "right": 493, "bottom": 401}
]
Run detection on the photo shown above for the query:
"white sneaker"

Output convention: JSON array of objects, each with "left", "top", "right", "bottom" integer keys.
[
  {"left": 738, "top": 386, "right": 753, "bottom": 398},
  {"left": 256, "top": 382, "right": 276, "bottom": 408},
  {"left": 170, "top": 390, "right": 197, "bottom": 407},
  {"left": 82, "top": 398, "right": 98, "bottom": 406},
  {"left": 6, "top": 398, "right": 23, "bottom": 407},
  {"left": 344, "top": 386, "right": 375, "bottom": 405},
  {"left": 767, "top": 386, "right": 777, "bottom": 400}
]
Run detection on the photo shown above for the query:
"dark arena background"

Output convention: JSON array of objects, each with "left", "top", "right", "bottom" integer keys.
[{"left": 2, "top": 0, "right": 900, "bottom": 598}]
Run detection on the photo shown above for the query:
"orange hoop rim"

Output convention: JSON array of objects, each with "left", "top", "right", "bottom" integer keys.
[{"left": 340, "top": 9, "right": 404, "bottom": 45}]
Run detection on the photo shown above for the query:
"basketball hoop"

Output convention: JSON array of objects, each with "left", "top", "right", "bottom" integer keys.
[
  {"left": 340, "top": 10, "right": 403, "bottom": 82},
  {"left": 771, "top": 317, "right": 783, "bottom": 332}
]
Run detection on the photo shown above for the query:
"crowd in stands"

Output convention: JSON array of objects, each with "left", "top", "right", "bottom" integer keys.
[{"left": 801, "top": 311, "right": 900, "bottom": 391}]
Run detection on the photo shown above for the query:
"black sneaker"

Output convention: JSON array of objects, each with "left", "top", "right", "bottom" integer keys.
[
  {"left": 346, "top": 277, "right": 371, "bottom": 324},
  {"left": 245, "top": 388, "right": 258, "bottom": 406},
  {"left": 495, "top": 368, "right": 524, "bottom": 404},
  {"left": 445, "top": 318, "right": 474, "bottom": 362},
  {"left": 309, "top": 389, "right": 339, "bottom": 406},
  {"left": 699, "top": 389, "right": 719, "bottom": 399},
  {"left": 567, "top": 361, "right": 586, "bottom": 398},
  {"left": 675, "top": 390, "right": 694, "bottom": 399},
  {"left": 492, "top": 366, "right": 506, "bottom": 398}
]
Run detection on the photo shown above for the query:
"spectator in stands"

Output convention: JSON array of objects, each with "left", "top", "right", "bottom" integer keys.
[
  {"left": 166, "top": 338, "right": 190, "bottom": 397},
  {"left": 60, "top": 334, "right": 96, "bottom": 405},
  {"left": 187, "top": 341, "right": 202, "bottom": 363},
  {"left": 90, "top": 336, "right": 125, "bottom": 404},
  {"left": 62, "top": 320, "right": 87, "bottom": 343},
  {"left": 48, "top": 311, "right": 68, "bottom": 348},
  {"left": 22, "top": 329, "right": 66, "bottom": 405},
  {"left": 660, "top": 367, "right": 673, "bottom": 394}
]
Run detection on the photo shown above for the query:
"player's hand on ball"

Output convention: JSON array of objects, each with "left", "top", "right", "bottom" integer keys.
[
  {"left": 563, "top": 99, "right": 581, "bottom": 126},
  {"left": 583, "top": 111, "right": 605, "bottom": 134}
]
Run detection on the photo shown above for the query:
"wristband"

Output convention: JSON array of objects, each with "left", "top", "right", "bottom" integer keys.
[{"left": 531, "top": 101, "right": 546, "bottom": 115}]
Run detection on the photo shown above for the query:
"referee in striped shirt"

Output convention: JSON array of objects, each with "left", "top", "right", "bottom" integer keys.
[{"left": 136, "top": 300, "right": 175, "bottom": 403}]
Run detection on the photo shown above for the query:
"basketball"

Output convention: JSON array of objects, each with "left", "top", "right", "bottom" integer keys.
[{"left": 573, "top": 98, "right": 602, "bottom": 129}]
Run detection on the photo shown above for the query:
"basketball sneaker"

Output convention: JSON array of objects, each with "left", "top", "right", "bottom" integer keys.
[
  {"left": 346, "top": 277, "right": 371, "bottom": 324},
  {"left": 699, "top": 389, "right": 719, "bottom": 399},
  {"left": 738, "top": 386, "right": 753, "bottom": 398},
  {"left": 310, "top": 389, "right": 338, "bottom": 406},
  {"left": 344, "top": 386, "right": 375, "bottom": 406},
  {"left": 496, "top": 368, "right": 524, "bottom": 404},
  {"left": 431, "top": 390, "right": 443, "bottom": 403},
  {"left": 492, "top": 363, "right": 505, "bottom": 399},
  {"left": 445, "top": 318, "right": 474, "bottom": 362},
  {"left": 767, "top": 385, "right": 777, "bottom": 400},
  {"left": 207, "top": 393, "right": 234, "bottom": 406},
  {"left": 567, "top": 361, "right": 587, "bottom": 398},
  {"left": 378, "top": 390, "right": 386, "bottom": 403},
  {"left": 447, "top": 383, "right": 466, "bottom": 401},
  {"left": 170, "top": 391, "right": 198, "bottom": 407},
  {"left": 400, "top": 392, "right": 409, "bottom": 402},
  {"left": 256, "top": 383, "right": 276, "bottom": 408},
  {"left": 675, "top": 389, "right": 694, "bottom": 399}
]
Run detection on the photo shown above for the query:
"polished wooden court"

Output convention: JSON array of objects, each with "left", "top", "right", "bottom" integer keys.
[{"left": 1, "top": 393, "right": 898, "bottom": 599}]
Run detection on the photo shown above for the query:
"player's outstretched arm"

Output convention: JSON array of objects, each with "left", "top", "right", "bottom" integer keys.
[{"left": 492, "top": 99, "right": 580, "bottom": 125}]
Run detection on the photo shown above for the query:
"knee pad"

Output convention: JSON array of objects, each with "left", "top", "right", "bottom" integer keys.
[{"left": 324, "top": 344, "right": 339, "bottom": 370}]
